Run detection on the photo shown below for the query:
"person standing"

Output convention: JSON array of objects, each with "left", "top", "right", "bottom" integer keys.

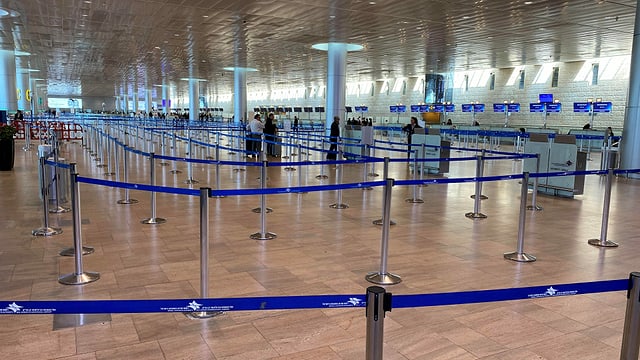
[
  {"left": 327, "top": 116, "right": 340, "bottom": 160},
  {"left": 264, "top": 113, "right": 278, "bottom": 156},
  {"left": 293, "top": 116, "right": 299, "bottom": 132},
  {"left": 402, "top": 116, "right": 422, "bottom": 158},
  {"left": 247, "top": 114, "right": 265, "bottom": 157}
]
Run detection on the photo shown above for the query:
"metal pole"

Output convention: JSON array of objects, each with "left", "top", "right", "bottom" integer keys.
[
  {"left": 373, "top": 158, "right": 396, "bottom": 225},
  {"left": 406, "top": 154, "right": 423, "bottom": 203},
  {"left": 470, "top": 150, "right": 488, "bottom": 200},
  {"left": 212, "top": 144, "right": 225, "bottom": 198},
  {"left": 527, "top": 155, "right": 543, "bottom": 211},
  {"left": 363, "top": 145, "right": 373, "bottom": 191},
  {"left": 330, "top": 148, "right": 348, "bottom": 209},
  {"left": 185, "top": 132, "right": 199, "bottom": 184},
  {"left": 33, "top": 155, "right": 63, "bottom": 236},
  {"left": 58, "top": 163, "right": 100, "bottom": 285},
  {"left": 316, "top": 138, "right": 329, "bottom": 179},
  {"left": 465, "top": 154, "right": 488, "bottom": 219},
  {"left": 117, "top": 145, "right": 138, "bottom": 204},
  {"left": 141, "top": 153, "right": 166, "bottom": 224},
  {"left": 366, "top": 178, "right": 401, "bottom": 285},
  {"left": 170, "top": 132, "right": 182, "bottom": 174},
  {"left": 504, "top": 172, "right": 536, "bottom": 262},
  {"left": 104, "top": 134, "right": 115, "bottom": 176},
  {"left": 588, "top": 168, "right": 619, "bottom": 247},
  {"left": 365, "top": 286, "right": 391, "bottom": 360},
  {"left": 620, "top": 272, "right": 640, "bottom": 360},
  {"left": 50, "top": 138, "right": 70, "bottom": 213},
  {"left": 297, "top": 143, "right": 306, "bottom": 192},
  {"left": 369, "top": 141, "right": 379, "bottom": 177},
  {"left": 186, "top": 187, "right": 222, "bottom": 319},
  {"left": 250, "top": 161, "right": 276, "bottom": 240},
  {"left": 418, "top": 143, "right": 428, "bottom": 187},
  {"left": 159, "top": 132, "right": 169, "bottom": 166}
]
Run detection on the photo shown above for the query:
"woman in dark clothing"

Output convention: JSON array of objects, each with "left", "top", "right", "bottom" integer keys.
[
  {"left": 402, "top": 116, "right": 422, "bottom": 158},
  {"left": 264, "top": 113, "right": 278, "bottom": 156},
  {"left": 327, "top": 116, "right": 340, "bottom": 160}
]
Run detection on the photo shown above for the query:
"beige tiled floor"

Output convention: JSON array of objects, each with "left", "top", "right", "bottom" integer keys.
[{"left": 0, "top": 129, "right": 638, "bottom": 359}]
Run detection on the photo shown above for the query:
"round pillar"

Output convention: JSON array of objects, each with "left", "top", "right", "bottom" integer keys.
[
  {"left": 0, "top": 50, "right": 18, "bottom": 113},
  {"left": 234, "top": 69, "right": 247, "bottom": 124},
  {"left": 325, "top": 43, "right": 348, "bottom": 134}
]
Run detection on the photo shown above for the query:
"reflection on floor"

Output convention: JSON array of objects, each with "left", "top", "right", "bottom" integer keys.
[{"left": 0, "top": 135, "right": 637, "bottom": 360}]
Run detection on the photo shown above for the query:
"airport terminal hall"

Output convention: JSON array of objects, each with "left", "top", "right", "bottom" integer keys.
[{"left": 5, "top": 0, "right": 640, "bottom": 359}]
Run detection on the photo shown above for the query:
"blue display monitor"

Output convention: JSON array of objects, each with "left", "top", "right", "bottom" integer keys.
[
  {"left": 433, "top": 104, "right": 444, "bottom": 112},
  {"left": 354, "top": 106, "right": 362, "bottom": 112},
  {"left": 473, "top": 104, "right": 485, "bottom": 112},
  {"left": 530, "top": 103, "right": 545, "bottom": 112},
  {"left": 546, "top": 103, "right": 562, "bottom": 112},
  {"left": 397, "top": 105, "right": 407, "bottom": 113},
  {"left": 314, "top": 106, "right": 325, "bottom": 112},
  {"left": 445, "top": 104, "right": 455, "bottom": 112},
  {"left": 573, "top": 102, "right": 590, "bottom": 113},
  {"left": 493, "top": 103, "right": 506, "bottom": 113},
  {"left": 345, "top": 106, "right": 353, "bottom": 112},
  {"left": 419, "top": 104, "right": 430, "bottom": 112},
  {"left": 360, "top": 106, "right": 368, "bottom": 112},
  {"left": 507, "top": 103, "right": 521, "bottom": 112},
  {"left": 462, "top": 104, "right": 473, "bottom": 112},
  {"left": 593, "top": 102, "right": 613, "bottom": 113},
  {"left": 276, "top": 107, "right": 285, "bottom": 112},
  {"left": 218, "top": 108, "right": 223, "bottom": 112},
  {"left": 410, "top": 105, "right": 421, "bottom": 112},
  {"left": 293, "top": 107, "right": 302, "bottom": 112},
  {"left": 284, "top": 107, "right": 293, "bottom": 112},
  {"left": 303, "top": 107, "right": 313, "bottom": 112},
  {"left": 389, "top": 105, "right": 398, "bottom": 113},
  {"left": 539, "top": 93, "right": 553, "bottom": 103}
]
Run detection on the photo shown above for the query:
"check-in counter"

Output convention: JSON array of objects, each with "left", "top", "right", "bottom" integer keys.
[{"left": 411, "top": 128, "right": 450, "bottom": 174}]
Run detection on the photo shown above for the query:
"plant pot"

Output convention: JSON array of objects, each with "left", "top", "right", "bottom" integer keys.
[{"left": 0, "top": 138, "right": 15, "bottom": 171}]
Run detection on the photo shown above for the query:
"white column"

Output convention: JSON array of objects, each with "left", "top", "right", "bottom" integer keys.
[
  {"left": 620, "top": 0, "right": 640, "bottom": 176},
  {"left": 189, "top": 79, "right": 199, "bottom": 121},
  {"left": 325, "top": 43, "right": 348, "bottom": 133},
  {"left": 145, "top": 89, "right": 152, "bottom": 113},
  {"left": 0, "top": 50, "right": 18, "bottom": 114},
  {"left": 234, "top": 69, "right": 247, "bottom": 124},
  {"left": 132, "top": 84, "right": 138, "bottom": 113}
]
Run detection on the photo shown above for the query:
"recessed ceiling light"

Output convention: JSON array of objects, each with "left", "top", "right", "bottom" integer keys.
[
  {"left": 524, "top": 1, "right": 533, "bottom": 4},
  {"left": 154, "top": 46, "right": 160, "bottom": 49},
  {"left": 203, "top": 15, "right": 209, "bottom": 18},
  {"left": 329, "top": 15, "right": 335, "bottom": 19},
  {"left": 462, "top": 16, "right": 470, "bottom": 20},
  {"left": 369, "top": 1, "right": 376, "bottom": 4},
  {"left": 83, "top": 0, "right": 91, "bottom": 3},
  {"left": 174, "top": 33, "right": 179, "bottom": 36},
  {"left": 82, "top": 14, "right": 88, "bottom": 17}
]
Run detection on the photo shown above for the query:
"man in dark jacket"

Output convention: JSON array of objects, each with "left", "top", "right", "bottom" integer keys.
[{"left": 327, "top": 116, "right": 340, "bottom": 159}]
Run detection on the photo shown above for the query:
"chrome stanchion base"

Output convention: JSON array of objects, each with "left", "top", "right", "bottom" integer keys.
[
  {"left": 205, "top": 156, "right": 215, "bottom": 160},
  {"left": 252, "top": 207, "right": 273, "bottom": 213},
  {"left": 362, "top": 187, "right": 373, "bottom": 191},
  {"left": 58, "top": 271, "right": 100, "bottom": 285},
  {"left": 250, "top": 232, "right": 277, "bottom": 240},
  {"left": 169, "top": 169, "right": 183, "bottom": 174},
  {"left": 503, "top": 252, "right": 537, "bottom": 262},
  {"left": 470, "top": 194, "right": 488, "bottom": 200},
  {"left": 103, "top": 172, "right": 115, "bottom": 176},
  {"left": 93, "top": 158, "right": 101, "bottom": 162},
  {"left": 227, "top": 151, "right": 236, "bottom": 155},
  {"left": 465, "top": 212, "right": 487, "bottom": 219},
  {"left": 372, "top": 219, "right": 396, "bottom": 226},
  {"left": 96, "top": 164, "right": 108, "bottom": 168},
  {"left": 59, "top": 246, "right": 95, "bottom": 256},
  {"left": 184, "top": 311, "right": 223, "bottom": 320},
  {"left": 315, "top": 174, "right": 328, "bottom": 179},
  {"left": 526, "top": 205, "right": 543, "bottom": 211},
  {"left": 329, "top": 203, "right": 349, "bottom": 209},
  {"left": 49, "top": 206, "right": 71, "bottom": 213},
  {"left": 281, "top": 155, "right": 290, "bottom": 159},
  {"left": 587, "top": 239, "right": 619, "bottom": 248},
  {"left": 405, "top": 198, "right": 424, "bottom": 204},
  {"left": 284, "top": 167, "right": 296, "bottom": 171},
  {"left": 32, "top": 227, "right": 63, "bottom": 236},
  {"left": 159, "top": 162, "right": 170, "bottom": 166},
  {"left": 365, "top": 272, "right": 402, "bottom": 285},
  {"left": 184, "top": 178, "right": 200, "bottom": 184},
  {"left": 117, "top": 198, "right": 139, "bottom": 204},
  {"left": 141, "top": 217, "right": 167, "bottom": 224},
  {"left": 233, "top": 168, "right": 247, "bottom": 172},
  {"left": 368, "top": 173, "right": 380, "bottom": 177}
]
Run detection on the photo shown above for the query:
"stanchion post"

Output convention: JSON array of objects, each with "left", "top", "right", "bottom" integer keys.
[
  {"left": 368, "top": 142, "right": 379, "bottom": 177},
  {"left": 465, "top": 154, "right": 488, "bottom": 219},
  {"left": 33, "top": 153, "right": 63, "bottom": 236},
  {"left": 373, "top": 158, "right": 396, "bottom": 226},
  {"left": 365, "top": 286, "right": 392, "bottom": 360},
  {"left": 186, "top": 187, "right": 222, "bottom": 319},
  {"left": 170, "top": 132, "right": 182, "bottom": 174},
  {"left": 58, "top": 163, "right": 100, "bottom": 285},
  {"left": 316, "top": 138, "right": 329, "bottom": 179},
  {"left": 117, "top": 145, "right": 139, "bottom": 204},
  {"left": 212, "top": 144, "right": 225, "bottom": 198},
  {"left": 141, "top": 152, "right": 167, "bottom": 224},
  {"left": 362, "top": 145, "right": 373, "bottom": 191},
  {"left": 504, "top": 172, "right": 536, "bottom": 262},
  {"left": 330, "top": 148, "right": 349, "bottom": 209},
  {"left": 159, "top": 132, "right": 169, "bottom": 165},
  {"left": 50, "top": 137, "right": 71, "bottom": 213},
  {"left": 366, "top": 178, "right": 402, "bottom": 284},
  {"left": 470, "top": 149, "right": 488, "bottom": 200},
  {"left": 250, "top": 161, "right": 277, "bottom": 240},
  {"left": 588, "top": 168, "right": 619, "bottom": 248},
  {"left": 406, "top": 152, "right": 424, "bottom": 203},
  {"left": 620, "top": 272, "right": 640, "bottom": 359},
  {"left": 527, "top": 154, "right": 543, "bottom": 211},
  {"left": 184, "top": 132, "right": 199, "bottom": 184},
  {"left": 297, "top": 143, "right": 307, "bottom": 192},
  {"left": 104, "top": 134, "right": 115, "bottom": 176}
]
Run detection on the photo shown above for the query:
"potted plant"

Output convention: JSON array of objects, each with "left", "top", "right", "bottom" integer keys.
[{"left": 0, "top": 122, "right": 17, "bottom": 171}]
